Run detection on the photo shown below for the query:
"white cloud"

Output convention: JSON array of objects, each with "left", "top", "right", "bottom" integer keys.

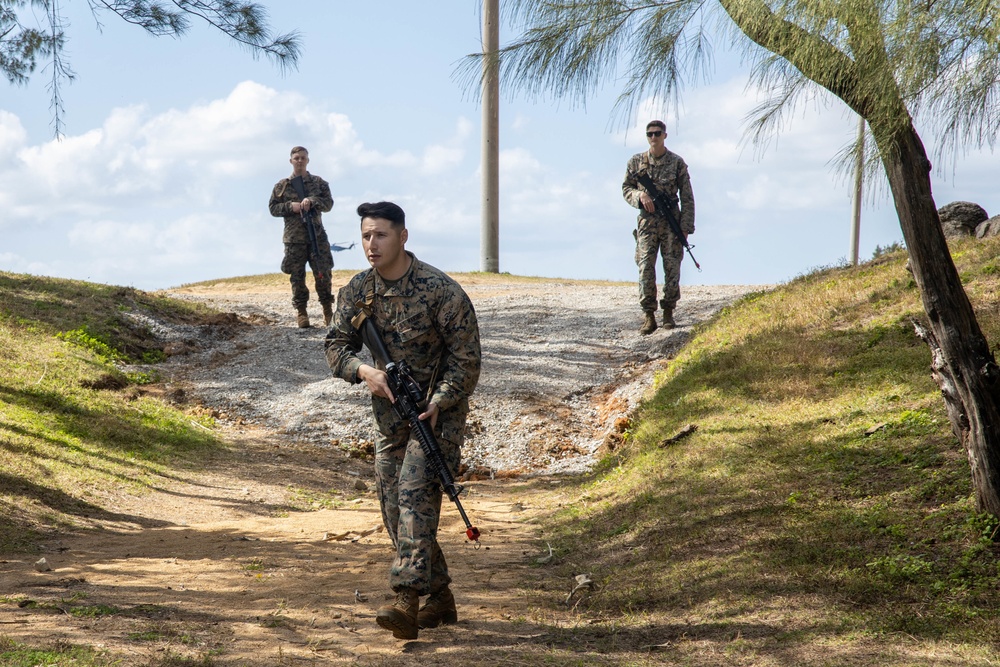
[
  {"left": 0, "top": 83, "right": 493, "bottom": 286},
  {"left": 500, "top": 147, "right": 543, "bottom": 180},
  {"left": 1, "top": 71, "right": 995, "bottom": 290},
  {"left": 418, "top": 117, "right": 473, "bottom": 174},
  {"left": 0, "top": 111, "right": 26, "bottom": 160}
]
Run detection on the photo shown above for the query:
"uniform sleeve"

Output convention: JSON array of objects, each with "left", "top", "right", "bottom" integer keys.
[
  {"left": 428, "top": 288, "right": 481, "bottom": 412},
  {"left": 324, "top": 283, "right": 365, "bottom": 384},
  {"left": 309, "top": 176, "right": 334, "bottom": 214},
  {"left": 622, "top": 155, "right": 644, "bottom": 209},
  {"left": 269, "top": 180, "right": 292, "bottom": 218},
  {"left": 677, "top": 159, "right": 695, "bottom": 234}
]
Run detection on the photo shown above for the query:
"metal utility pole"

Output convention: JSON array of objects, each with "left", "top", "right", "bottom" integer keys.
[
  {"left": 850, "top": 115, "right": 865, "bottom": 266},
  {"left": 480, "top": 0, "right": 500, "bottom": 273}
]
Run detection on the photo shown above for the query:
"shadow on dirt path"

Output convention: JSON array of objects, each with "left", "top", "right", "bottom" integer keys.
[{"left": 0, "top": 428, "right": 608, "bottom": 666}]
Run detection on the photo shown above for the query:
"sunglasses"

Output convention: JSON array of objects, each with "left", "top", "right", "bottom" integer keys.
[{"left": 646, "top": 130, "right": 664, "bottom": 138}]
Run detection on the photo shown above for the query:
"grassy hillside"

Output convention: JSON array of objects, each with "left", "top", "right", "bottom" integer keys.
[
  {"left": 0, "top": 271, "right": 226, "bottom": 553},
  {"left": 527, "top": 236, "right": 1000, "bottom": 663}
]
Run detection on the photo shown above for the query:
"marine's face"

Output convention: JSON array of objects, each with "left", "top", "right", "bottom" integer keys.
[
  {"left": 361, "top": 217, "right": 409, "bottom": 278},
  {"left": 289, "top": 150, "right": 309, "bottom": 176},
  {"left": 646, "top": 127, "right": 666, "bottom": 151}
]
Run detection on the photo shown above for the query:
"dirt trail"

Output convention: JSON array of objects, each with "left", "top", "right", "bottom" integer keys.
[
  {"left": 2, "top": 428, "right": 570, "bottom": 665},
  {"left": 0, "top": 278, "right": 755, "bottom": 665}
]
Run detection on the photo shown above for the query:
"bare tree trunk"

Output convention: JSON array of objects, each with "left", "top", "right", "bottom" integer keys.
[{"left": 876, "top": 123, "right": 1000, "bottom": 515}]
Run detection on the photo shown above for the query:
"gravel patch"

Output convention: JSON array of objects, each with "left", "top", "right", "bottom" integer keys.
[{"left": 141, "top": 280, "right": 763, "bottom": 476}]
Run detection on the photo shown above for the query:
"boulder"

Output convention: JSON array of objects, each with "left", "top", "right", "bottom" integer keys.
[
  {"left": 976, "top": 214, "right": 1000, "bottom": 239},
  {"left": 938, "top": 201, "right": 988, "bottom": 238}
]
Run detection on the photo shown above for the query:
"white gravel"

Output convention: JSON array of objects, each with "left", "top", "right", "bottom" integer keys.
[{"left": 140, "top": 280, "right": 762, "bottom": 476}]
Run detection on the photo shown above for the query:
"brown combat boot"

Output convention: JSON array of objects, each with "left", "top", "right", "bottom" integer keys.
[
  {"left": 662, "top": 307, "right": 676, "bottom": 329},
  {"left": 417, "top": 587, "right": 457, "bottom": 629},
  {"left": 639, "top": 311, "right": 657, "bottom": 335},
  {"left": 322, "top": 301, "right": 334, "bottom": 327},
  {"left": 376, "top": 588, "right": 419, "bottom": 639},
  {"left": 296, "top": 305, "right": 310, "bottom": 329}
]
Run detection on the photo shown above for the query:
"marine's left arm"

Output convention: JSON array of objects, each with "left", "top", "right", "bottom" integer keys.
[
  {"left": 428, "top": 289, "right": 482, "bottom": 412},
  {"left": 677, "top": 159, "right": 695, "bottom": 234}
]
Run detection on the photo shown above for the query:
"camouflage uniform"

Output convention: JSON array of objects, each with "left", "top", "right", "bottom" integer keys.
[
  {"left": 622, "top": 149, "right": 695, "bottom": 313},
  {"left": 324, "top": 252, "right": 481, "bottom": 595},
  {"left": 268, "top": 172, "right": 336, "bottom": 310}
]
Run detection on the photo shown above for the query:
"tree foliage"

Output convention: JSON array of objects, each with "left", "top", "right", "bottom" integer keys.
[
  {"left": 489, "top": 0, "right": 1000, "bottom": 162},
  {"left": 0, "top": 0, "right": 300, "bottom": 135},
  {"left": 484, "top": 0, "right": 1000, "bottom": 516}
]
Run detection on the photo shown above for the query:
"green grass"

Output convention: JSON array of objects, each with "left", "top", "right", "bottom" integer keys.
[
  {"left": 0, "top": 272, "right": 215, "bottom": 359},
  {"left": 520, "top": 236, "right": 1000, "bottom": 663},
  {"left": 0, "top": 270, "right": 227, "bottom": 553},
  {"left": 14, "top": 595, "right": 124, "bottom": 618},
  {"left": 1, "top": 642, "right": 225, "bottom": 667},
  {"left": 0, "top": 636, "right": 122, "bottom": 666}
]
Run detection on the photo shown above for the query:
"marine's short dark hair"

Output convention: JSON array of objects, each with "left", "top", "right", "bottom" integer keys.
[
  {"left": 646, "top": 120, "right": 666, "bottom": 132},
  {"left": 357, "top": 201, "right": 406, "bottom": 229},
  {"left": 290, "top": 146, "right": 308, "bottom": 156}
]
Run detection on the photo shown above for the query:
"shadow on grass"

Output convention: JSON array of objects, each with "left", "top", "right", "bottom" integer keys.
[
  {"left": 0, "top": 383, "right": 218, "bottom": 462},
  {"left": 0, "top": 271, "right": 226, "bottom": 361}
]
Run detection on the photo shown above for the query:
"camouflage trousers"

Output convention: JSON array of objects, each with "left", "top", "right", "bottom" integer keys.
[
  {"left": 634, "top": 217, "right": 684, "bottom": 313},
  {"left": 281, "top": 241, "right": 335, "bottom": 310},
  {"left": 374, "top": 415, "right": 464, "bottom": 595}
]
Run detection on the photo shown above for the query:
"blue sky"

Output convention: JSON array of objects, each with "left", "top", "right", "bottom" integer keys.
[{"left": 0, "top": 1, "right": 996, "bottom": 291}]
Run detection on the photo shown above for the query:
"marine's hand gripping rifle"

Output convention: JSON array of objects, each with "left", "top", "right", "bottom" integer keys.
[
  {"left": 290, "top": 175, "right": 323, "bottom": 274},
  {"left": 350, "top": 302, "right": 481, "bottom": 544},
  {"left": 635, "top": 172, "right": 702, "bottom": 271}
]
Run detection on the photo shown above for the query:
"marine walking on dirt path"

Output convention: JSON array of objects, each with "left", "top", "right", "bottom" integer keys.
[
  {"left": 622, "top": 120, "right": 696, "bottom": 335},
  {"left": 323, "top": 201, "right": 482, "bottom": 640},
  {"left": 269, "top": 145, "right": 336, "bottom": 328}
]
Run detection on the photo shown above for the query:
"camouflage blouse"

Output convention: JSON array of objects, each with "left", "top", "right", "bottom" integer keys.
[
  {"left": 268, "top": 172, "right": 334, "bottom": 244},
  {"left": 324, "top": 253, "right": 482, "bottom": 437},
  {"left": 622, "top": 149, "right": 696, "bottom": 234}
]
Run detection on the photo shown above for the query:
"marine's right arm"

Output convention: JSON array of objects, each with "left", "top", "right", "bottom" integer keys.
[
  {"left": 622, "top": 155, "right": 645, "bottom": 209},
  {"left": 269, "top": 180, "right": 293, "bottom": 218},
  {"left": 324, "top": 279, "right": 366, "bottom": 384}
]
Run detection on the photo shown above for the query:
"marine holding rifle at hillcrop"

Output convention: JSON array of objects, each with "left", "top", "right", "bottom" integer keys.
[
  {"left": 269, "top": 145, "right": 336, "bottom": 328},
  {"left": 324, "top": 201, "right": 481, "bottom": 640},
  {"left": 622, "top": 120, "right": 696, "bottom": 335}
]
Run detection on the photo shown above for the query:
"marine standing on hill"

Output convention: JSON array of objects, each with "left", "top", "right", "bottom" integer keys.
[
  {"left": 269, "top": 146, "right": 336, "bottom": 328},
  {"left": 323, "top": 201, "right": 481, "bottom": 640},
  {"left": 622, "top": 120, "right": 696, "bottom": 335}
]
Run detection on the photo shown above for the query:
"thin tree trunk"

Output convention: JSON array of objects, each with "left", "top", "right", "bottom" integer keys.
[{"left": 875, "top": 123, "right": 1000, "bottom": 515}]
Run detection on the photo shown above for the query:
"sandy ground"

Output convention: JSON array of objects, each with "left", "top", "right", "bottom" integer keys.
[{"left": 0, "top": 277, "right": 757, "bottom": 665}]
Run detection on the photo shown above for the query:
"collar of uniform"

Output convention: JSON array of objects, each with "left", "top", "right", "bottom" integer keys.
[{"left": 373, "top": 251, "right": 418, "bottom": 297}]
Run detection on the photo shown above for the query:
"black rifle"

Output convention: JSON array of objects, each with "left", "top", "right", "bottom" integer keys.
[
  {"left": 289, "top": 176, "right": 324, "bottom": 274},
  {"left": 635, "top": 172, "right": 702, "bottom": 271},
  {"left": 350, "top": 302, "right": 481, "bottom": 543}
]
